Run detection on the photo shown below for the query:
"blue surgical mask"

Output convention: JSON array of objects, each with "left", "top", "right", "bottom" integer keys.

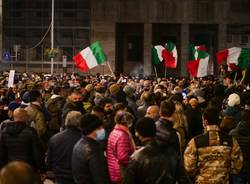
[{"left": 96, "top": 128, "right": 106, "bottom": 141}]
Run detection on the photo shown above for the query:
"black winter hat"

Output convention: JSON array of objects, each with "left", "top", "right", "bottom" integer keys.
[
  {"left": 80, "top": 114, "right": 102, "bottom": 135},
  {"left": 135, "top": 117, "right": 156, "bottom": 137},
  {"left": 29, "top": 90, "right": 41, "bottom": 102}
]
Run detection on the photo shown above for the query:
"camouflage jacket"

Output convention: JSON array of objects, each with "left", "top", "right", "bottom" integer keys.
[{"left": 184, "top": 125, "right": 243, "bottom": 184}]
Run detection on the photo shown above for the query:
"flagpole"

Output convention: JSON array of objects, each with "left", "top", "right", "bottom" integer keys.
[
  {"left": 163, "top": 43, "right": 168, "bottom": 78},
  {"left": 233, "top": 71, "right": 238, "bottom": 85},
  {"left": 240, "top": 70, "right": 246, "bottom": 85},
  {"left": 107, "top": 61, "right": 115, "bottom": 78},
  {"left": 154, "top": 66, "right": 158, "bottom": 78}
]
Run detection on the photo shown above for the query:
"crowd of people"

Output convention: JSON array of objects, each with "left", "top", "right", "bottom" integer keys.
[{"left": 0, "top": 71, "right": 249, "bottom": 184}]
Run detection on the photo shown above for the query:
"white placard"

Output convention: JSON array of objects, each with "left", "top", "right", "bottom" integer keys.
[
  {"left": 8, "top": 70, "right": 15, "bottom": 88},
  {"left": 63, "top": 55, "right": 67, "bottom": 68}
]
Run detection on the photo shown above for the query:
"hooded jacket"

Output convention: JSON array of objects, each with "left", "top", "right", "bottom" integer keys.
[
  {"left": 25, "top": 103, "right": 47, "bottom": 138},
  {"left": 0, "top": 122, "right": 44, "bottom": 172},
  {"left": 46, "top": 95, "right": 66, "bottom": 132},
  {"left": 184, "top": 125, "right": 243, "bottom": 184}
]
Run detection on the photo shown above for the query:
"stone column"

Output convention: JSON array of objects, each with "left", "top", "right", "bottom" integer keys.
[
  {"left": 143, "top": 23, "right": 152, "bottom": 76},
  {"left": 180, "top": 23, "right": 189, "bottom": 77},
  {"left": 218, "top": 24, "right": 227, "bottom": 50}
]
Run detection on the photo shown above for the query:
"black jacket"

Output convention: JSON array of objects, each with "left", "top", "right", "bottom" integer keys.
[
  {"left": 47, "top": 127, "right": 82, "bottom": 184},
  {"left": 72, "top": 137, "right": 110, "bottom": 184},
  {"left": 185, "top": 106, "right": 203, "bottom": 140},
  {"left": 235, "top": 120, "right": 250, "bottom": 182},
  {"left": 0, "top": 109, "right": 8, "bottom": 123},
  {"left": 155, "top": 118, "right": 180, "bottom": 154},
  {"left": 0, "top": 122, "right": 44, "bottom": 172},
  {"left": 124, "top": 140, "right": 191, "bottom": 184},
  {"left": 62, "top": 101, "right": 85, "bottom": 127}
]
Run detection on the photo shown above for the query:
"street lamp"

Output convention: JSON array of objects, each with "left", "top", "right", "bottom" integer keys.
[{"left": 51, "top": 0, "right": 54, "bottom": 75}]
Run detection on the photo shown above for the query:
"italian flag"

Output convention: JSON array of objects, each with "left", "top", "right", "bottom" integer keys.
[
  {"left": 73, "top": 42, "right": 107, "bottom": 72},
  {"left": 186, "top": 45, "right": 209, "bottom": 78},
  {"left": 152, "top": 45, "right": 165, "bottom": 65},
  {"left": 162, "top": 42, "right": 178, "bottom": 68},
  {"left": 216, "top": 47, "right": 250, "bottom": 70}
]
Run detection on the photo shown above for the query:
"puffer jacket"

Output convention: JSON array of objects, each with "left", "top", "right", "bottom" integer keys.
[
  {"left": 107, "top": 125, "right": 135, "bottom": 183},
  {"left": 0, "top": 122, "right": 44, "bottom": 172},
  {"left": 184, "top": 125, "right": 243, "bottom": 184},
  {"left": 72, "top": 137, "right": 110, "bottom": 184},
  {"left": 235, "top": 120, "right": 250, "bottom": 182},
  {"left": 124, "top": 140, "right": 191, "bottom": 184}
]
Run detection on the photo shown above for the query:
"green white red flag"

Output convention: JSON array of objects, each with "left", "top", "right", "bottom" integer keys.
[
  {"left": 73, "top": 42, "right": 107, "bottom": 72},
  {"left": 151, "top": 42, "right": 177, "bottom": 68},
  {"left": 216, "top": 47, "right": 250, "bottom": 71},
  {"left": 162, "top": 42, "right": 178, "bottom": 68},
  {"left": 152, "top": 45, "right": 165, "bottom": 65},
  {"left": 186, "top": 45, "right": 209, "bottom": 78}
]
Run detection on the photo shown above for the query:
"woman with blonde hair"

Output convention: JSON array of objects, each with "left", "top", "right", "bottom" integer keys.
[{"left": 172, "top": 101, "right": 189, "bottom": 152}]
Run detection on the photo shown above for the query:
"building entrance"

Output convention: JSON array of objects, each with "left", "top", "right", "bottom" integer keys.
[{"left": 115, "top": 23, "right": 144, "bottom": 75}]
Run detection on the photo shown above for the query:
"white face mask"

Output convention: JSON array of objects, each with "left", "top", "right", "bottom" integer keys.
[
  {"left": 128, "top": 121, "right": 133, "bottom": 128},
  {"left": 96, "top": 128, "right": 106, "bottom": 141}
]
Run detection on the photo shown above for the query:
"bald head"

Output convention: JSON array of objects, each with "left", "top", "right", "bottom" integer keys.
[
  {"left": 13, "top": 108, "right": 29, "bottom": 122},
  {"left": 0, "top": 161, "right": 36, "bottom": 184},
  {"left": 145, "top": 105, "right": 159, "bottom": 121}
]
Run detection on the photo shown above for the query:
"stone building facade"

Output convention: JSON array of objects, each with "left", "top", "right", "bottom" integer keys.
[
  {"left": 0, "top": 0, "right": 249, "bottom": 76},
  {"left": 90, "top": 0, "right": 250, "bottom": 77}
]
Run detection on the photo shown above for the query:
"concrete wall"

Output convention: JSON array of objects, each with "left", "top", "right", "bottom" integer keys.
[
  {"left": 90, "top": 21, "right": 116, "bottom": 75},
  {"left": 2, "top": 0, "right": 250, "bottom": 75},
  {"left": 89, "top": 0, "right": 250, "bottom": 76}
]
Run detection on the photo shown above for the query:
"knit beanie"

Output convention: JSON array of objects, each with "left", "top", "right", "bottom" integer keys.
[
  {"left": 109, "top": 84, "right": 120, "bottom": 96},
  {"left": 80, "top": 114, "right": 102, "bottom": 135},
  {"left": 85, "top": 84, "right": 94, "bottom": 93},
  {"left": 8, "top": 101, "right": 21, "bottom": 111},
  {"left": 228, "top": 93, "right": 240, "bottom": 107},
  {"left": 123, "top": 85, "right": 134, "bottom": 96},
  {"left": 22, "top": 91, "right": 30, "bottom": 103},
  {"left": 172, "top": 86, "right": 182, "bottom": 94},
  {"left": 29, "top": 90, "right": 41, "bottom": 102},
  {"left": 135, "top": 117, "right": 156, "bottom": 137}
]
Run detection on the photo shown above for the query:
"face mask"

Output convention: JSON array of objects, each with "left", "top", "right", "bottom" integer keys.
[
  {"left": 96, "top": 128, "right": 106, "bottom": 141},
  {"left": 105, "top": 109, "right": 113, "bottom": 115},
  {"left": 128, "top": 121, "right": 133, "bottom": 128},
  {"left": 74, "top": 101, "right": 83, "bottom": 108}
]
